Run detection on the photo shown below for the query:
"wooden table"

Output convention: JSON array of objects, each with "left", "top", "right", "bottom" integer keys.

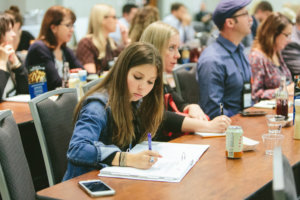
[
  {"left": 37, "top": 109, "right": 300, "bottom": 199},
  {"left": 0, "top": 101, "right": 32, "bottom": 124}
]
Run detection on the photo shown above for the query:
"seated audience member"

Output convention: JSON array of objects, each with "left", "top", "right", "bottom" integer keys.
[
  {"left": 282, "top": 10, "right": 300, "bottom": 77},
  {"left": 129, "top": 6, "right": 159, "bottom": 43},
  {"left": 5, "top": 5, "right": 35, "bottom": 51},
  {"left": 140, "top": 21, "right": 231, "bottom": 141},
  {"left": 251, "top": 1, "right": 273, "bottom": 39},
  {"left": 0, "top": 14, "right": 28, "bottom": 101},
  {"left": 109, "top": 3, "right": 138, "bottom": 45},
  {"left": 194, "top": 2, "right": 213, "bottom": 32},
  {"left": 163, "top": 3, "right": 195, "bottom": 44},
  {"left": 63, "top": 42, "right": 164, "bottom": 180},
  {"left": 25, "top": 6, "right": 82, "bottom": 91},
  {"left": 197, "top": 0, "right": 252, "bottom": 119},
  {"left": 249, "top": 12, "right": 293, "bottom": 103},
  {"left": 76, "top": 4, "right": 123, "bottom": 75}
]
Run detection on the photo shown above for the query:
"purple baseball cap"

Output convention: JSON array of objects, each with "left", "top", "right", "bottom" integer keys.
[{"left": 213, "top": 0, "right": 252, "bottom": 29}]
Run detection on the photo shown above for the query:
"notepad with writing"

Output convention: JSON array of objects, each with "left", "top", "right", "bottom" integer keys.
[{"left": 98, "top": 142, "right": 209, "bottom": 182}]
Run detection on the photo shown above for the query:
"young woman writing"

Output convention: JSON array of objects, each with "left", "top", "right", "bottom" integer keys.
[{"left": 63, "top": 42, "right": 164, "bottom": 181}]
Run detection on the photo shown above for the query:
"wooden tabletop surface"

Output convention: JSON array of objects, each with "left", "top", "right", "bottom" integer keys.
[
  {"left": 37, "top": 108, "right": 300, "bottom": 200},
  {"left": 0, "top": 101, "right": 32, "bottom": 124}
]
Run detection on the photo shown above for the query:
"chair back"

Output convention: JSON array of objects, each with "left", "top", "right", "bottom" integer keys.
[
  {"left": 0, "top": 110, "right": 35, "bottom": 200},
  {"left": 29, "top": 88, "right": 78, "bottom": 186},
  {"left": 172, "top": 63, "right": 200, "bottom": 104},
  {"left": 273, "top": 146, "right": 298, "bottom": 200},
  {"left": 82, "top": 78, "right": 103, "bottom": 94}
]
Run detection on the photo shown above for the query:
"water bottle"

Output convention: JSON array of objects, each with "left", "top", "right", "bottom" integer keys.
[
  {"left": 62, "top": 62, "right": 70, "bottom": 88},
  {"left": 78, "top": 70, "right": 87, "bottom": 98},
  {"left": 68, "top": 73, "right": 80, "bottom": 100}
]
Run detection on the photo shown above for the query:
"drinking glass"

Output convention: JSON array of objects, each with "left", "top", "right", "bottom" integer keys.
[
  {"left": 262, "top": 133, "right": 284, "bottom": 155},
  {"left": 266, "top": 115, "right": 286, "bottom": 134}
]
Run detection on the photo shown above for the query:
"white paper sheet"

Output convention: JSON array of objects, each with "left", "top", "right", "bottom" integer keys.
[
  {"left": 195, "top": 132, "right": 226, "bottom": 137},
  {"left": 3, "top": 94, "right": 31, "bottom": 102},
  {"left": 99, "top": 142, "right": 209, "bottom": 182}
]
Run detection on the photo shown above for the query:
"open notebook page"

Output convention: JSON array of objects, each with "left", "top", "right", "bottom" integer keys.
[{"left": 99, "top": 142, "right": 209, "bottom": 182}]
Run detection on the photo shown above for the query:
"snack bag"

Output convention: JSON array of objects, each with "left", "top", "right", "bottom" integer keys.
[{"left": 28, "top": 65, "right": 48, "bottom": 99}]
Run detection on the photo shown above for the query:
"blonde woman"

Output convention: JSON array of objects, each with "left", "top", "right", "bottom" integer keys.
[
  {"left": 140, "top": 22, "right": 231, "bottom": 141},
  {"left": 63, "top": 42, "right": 164, "bottom": 180},
  {"left": 76, "top": 4, "right": 127, "bottom": 75},
  {"left": 129, "top": 6, "right": 160, "bottom": 43}
]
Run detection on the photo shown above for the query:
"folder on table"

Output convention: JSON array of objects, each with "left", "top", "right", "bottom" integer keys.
[{"left": 99, "top": 142, "right": 209, "bottom": 182}]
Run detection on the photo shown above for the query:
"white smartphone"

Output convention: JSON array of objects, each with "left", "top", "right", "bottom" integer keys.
[{"left": 78, "top": 179, "right": 115, "bottom": 197}]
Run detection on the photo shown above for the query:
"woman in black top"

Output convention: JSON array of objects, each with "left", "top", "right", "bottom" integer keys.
[{"left": 0, "top": 14, "right": 28, "bottom": 101}]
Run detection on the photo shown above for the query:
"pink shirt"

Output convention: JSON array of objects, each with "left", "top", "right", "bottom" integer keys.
[{"left": 249, "top": 50, "right": 292, "bottom": 103}]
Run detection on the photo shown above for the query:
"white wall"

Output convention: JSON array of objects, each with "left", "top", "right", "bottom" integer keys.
[
  {"left": 62, "top": 0, "right": 124, "bottom": 18},
  {"left": 2, "top": 0, "right": 300, "bottom": 23},
  {"left": 158, "top": 0, "right": 204, "bottom": 19}
]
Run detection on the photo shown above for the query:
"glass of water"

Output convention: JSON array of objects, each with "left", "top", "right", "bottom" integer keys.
[{"left": 266, "top": 114, "right": 286, "bottom": 134}]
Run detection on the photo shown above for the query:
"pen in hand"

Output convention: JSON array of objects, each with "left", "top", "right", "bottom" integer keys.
[
  {"left": 147, "top": 133, "right": 152, "bottom": 150},
  {"left": 220, "top": 103, "right": 224, "bottom": 115}
]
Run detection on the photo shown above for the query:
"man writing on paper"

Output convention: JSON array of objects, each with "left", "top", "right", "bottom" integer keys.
[{"left": 197, "top": 0, "right": 252, "bottom": 119}]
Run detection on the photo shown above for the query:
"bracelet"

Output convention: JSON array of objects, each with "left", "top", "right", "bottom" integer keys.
[{"left": 120, "top": 152, "right": 127, "bottom": 167}]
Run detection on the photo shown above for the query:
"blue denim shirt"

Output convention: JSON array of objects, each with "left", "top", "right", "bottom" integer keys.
[
  {"left": 196, "top": 35, "right": 251, "bottom": 119},
  {"left": 63, "top": 92, "right": 121, "bottom": 181}
]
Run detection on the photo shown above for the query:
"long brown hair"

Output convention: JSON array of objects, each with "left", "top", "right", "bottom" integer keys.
[
  {"left": 129, "top": 6, "right": 160, "bottom": 43},
  {"left": 0, "top": 14, "right": 14, "bottom": 43},
  {"left": 38, "top": 5, "right": 76, "bottom": 49},
  {"left": 74, "top": 42, "right": 164, "bottom": 147},
  {"left": 253, "top": 12, "right": 291, "bottom": 58}
]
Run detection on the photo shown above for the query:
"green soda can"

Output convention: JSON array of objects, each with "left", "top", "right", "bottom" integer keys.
[{"left": 226, "top": 126, "right": 243, "bottom": 158}]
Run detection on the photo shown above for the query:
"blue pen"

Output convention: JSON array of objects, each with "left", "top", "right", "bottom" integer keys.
[{"left": 147, "top": 133, "right": 152, "bottom": 150}]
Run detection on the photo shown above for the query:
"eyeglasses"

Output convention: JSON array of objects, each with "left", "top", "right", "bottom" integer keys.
[
  {"left": 281, "top": 32, "right": 292, "bottom": 39},
  {"left": 104, "top": 15, "right": 117, "bottom": 19},
  {"left": 60, "top": 23, "right": 74, "bottom": 29},
  {"left": 231, "top": 11, "right": 250, "bottom": 18}
]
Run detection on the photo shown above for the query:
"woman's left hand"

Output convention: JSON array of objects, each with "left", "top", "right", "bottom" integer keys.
[{"left": 183, "top": 104, "right": 208, "bottom": 121}]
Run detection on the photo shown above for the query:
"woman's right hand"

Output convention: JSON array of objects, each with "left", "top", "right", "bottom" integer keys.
[
  {"left": 0, "top": 44, "right": 19, "bottom": 70},
  {"left": 209, "top": 115, "right": 231, "bottom": 133},
  {"left": 127, "top": 150, "right": 162, "bottom": 169}
]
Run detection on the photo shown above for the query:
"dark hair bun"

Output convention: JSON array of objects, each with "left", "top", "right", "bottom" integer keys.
[{"left": 9, "top": 6, "right": 20, "bottom": 13}]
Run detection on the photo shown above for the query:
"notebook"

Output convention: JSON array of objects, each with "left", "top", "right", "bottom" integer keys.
[
  {"left": 195, "top": 132, "right": 226, "bottom": 137},
  {"left": 253, "top": 100, "right": 276, "bottom": 109},
  {"left": 3, "top": 94, "right": 31, "bottom": 102},
  {"left": 98, "top": 141, "right": 209, "bottom": 182},
  {"left": 253, "top": 100, "right": 293, "bottom": 109}
]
